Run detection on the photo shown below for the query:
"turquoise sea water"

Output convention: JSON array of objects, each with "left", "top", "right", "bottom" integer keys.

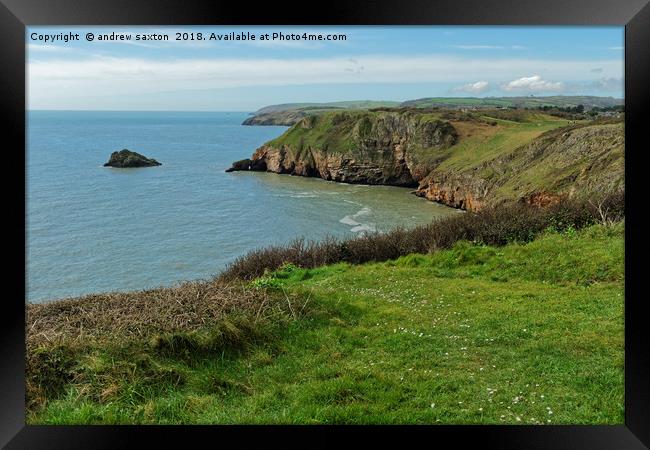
[{"left": 27, "top": 111, "right": 457, "bottom": 303}]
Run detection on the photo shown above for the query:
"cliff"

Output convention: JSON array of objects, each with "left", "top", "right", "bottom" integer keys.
[
  {"left": 229, "top": 110, "right": 624, "bottom": 211},
  {"left": 242, "top": 110, "right": 309, "bottom": 126},
  {"left": 414, "top": 121, "right": 624, "bottom": 210},
  {"left": 242, "top": 111, "right": 457, "bottom": 186}
]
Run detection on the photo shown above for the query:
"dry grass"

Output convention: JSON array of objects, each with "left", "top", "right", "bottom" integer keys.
[{"left": 26, "top": 280, "right": 292, "bottom": 348}]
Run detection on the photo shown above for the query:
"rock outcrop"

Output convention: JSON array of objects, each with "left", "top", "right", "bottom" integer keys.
[
  {"left": 225, "top": 158, "right": 267, "bottom": 172},
  {"left": 104, "top": 149, "right": 161, "bottom": 168}
]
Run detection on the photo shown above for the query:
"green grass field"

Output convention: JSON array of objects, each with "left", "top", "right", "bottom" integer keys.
[
  {"left": 415, "top": 113, "right": 573, "bottom": 170},
  {"left": 30, "top": 221, "right": 624, "bottom": 424}
]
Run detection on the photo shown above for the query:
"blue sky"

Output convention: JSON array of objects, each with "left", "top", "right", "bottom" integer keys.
[{"left": 27, "top": 26, "right": 624, "bottom": 111}]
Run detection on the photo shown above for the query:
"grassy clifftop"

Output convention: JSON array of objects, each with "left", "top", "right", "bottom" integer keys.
[
  {"left": 28, "top": 220, "right": 624, "bottom": 424},
  {"left": 267, "top": 109, "right": 458, "bottom": 159}
]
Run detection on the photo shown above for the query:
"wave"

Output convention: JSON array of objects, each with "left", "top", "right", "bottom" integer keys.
[
  {"left": 339, "top": 216, "right": 360, "bottom": 226},
  {"left": 340, "top": 206, "right": 375, "bottom": 233},
  {"left": 350, "top": 224, "right": 376, "bottom": 233}
]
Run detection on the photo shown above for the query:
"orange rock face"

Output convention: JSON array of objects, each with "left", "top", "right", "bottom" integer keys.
[{"left": 523, "top": 192, "right": 566, "bottom": 208}]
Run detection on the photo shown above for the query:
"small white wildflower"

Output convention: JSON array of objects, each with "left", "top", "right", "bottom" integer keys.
[{"left": 431, "top": 403, "right": 435, "bottom": 408}]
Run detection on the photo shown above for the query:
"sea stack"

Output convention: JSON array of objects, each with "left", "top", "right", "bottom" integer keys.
[{"left": 104, "top": 149, "right": 161, "bottom": 168}]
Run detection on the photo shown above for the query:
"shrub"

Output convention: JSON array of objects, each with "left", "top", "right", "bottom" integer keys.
[
  {"left": 219, "top": 191, "right": 624, "bottom": 281},
  {"left": 26, "top": 345, "right": 78, "bottom": 410}
]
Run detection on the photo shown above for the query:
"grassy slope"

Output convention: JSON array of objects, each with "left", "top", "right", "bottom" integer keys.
[
  {"left": 414, "top": 112, "right": 574, "bottom": 169},
  {"left": 266, "top": 110, "right": 369, "bottom": 154},
  {"left": 492, "top": 122, "right": 624, "bottom": 200},
  {"left": 33, "top": 222, "right": 624, "bottom": 424}
]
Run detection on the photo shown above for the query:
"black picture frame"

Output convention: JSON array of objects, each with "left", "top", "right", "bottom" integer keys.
[{"left": 3, "top": 0, "right": 649, "bottom": 447}]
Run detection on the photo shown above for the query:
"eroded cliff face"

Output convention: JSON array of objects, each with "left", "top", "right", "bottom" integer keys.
[
  {"left": 231, "top": 111, "right": 458, "bottom": 188},
  {"left": 228, "top": 110, "right": 624, "bottom": 211},
  {"left": 249, "top": 142, "right": 419, "bottom": 186},
  {"left": 413, "top": 172, "right": 489, "bottom": 211},
  {"left": 414, "top": 122, "right": 624, "bottom": 210}
]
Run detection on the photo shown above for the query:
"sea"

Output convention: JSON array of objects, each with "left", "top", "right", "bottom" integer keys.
[{"left": 26, "top": 111, "right": 457, "bottom": 303}]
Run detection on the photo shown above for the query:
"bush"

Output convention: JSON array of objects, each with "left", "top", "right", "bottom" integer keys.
[
  {"left": 219, "top": 191, "right": 624, "bottom": 281},
  {"left": 26, "top": 345, "right": 78, "bottom": 410}
]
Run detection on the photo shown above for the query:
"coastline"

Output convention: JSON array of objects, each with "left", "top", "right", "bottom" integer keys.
[{"left": 227, "top": 110, "right": 624, "bottom": 212}]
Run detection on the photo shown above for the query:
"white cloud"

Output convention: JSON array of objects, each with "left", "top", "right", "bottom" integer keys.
[
  {"left": 452, "top": 80, "right": 490, "bottom": 94},
  {"left": 501, "top": 75, "right": 565, "bottom": 93},
  {"left": 28, "top": 55, "right": 623, "bottom": 109}
]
